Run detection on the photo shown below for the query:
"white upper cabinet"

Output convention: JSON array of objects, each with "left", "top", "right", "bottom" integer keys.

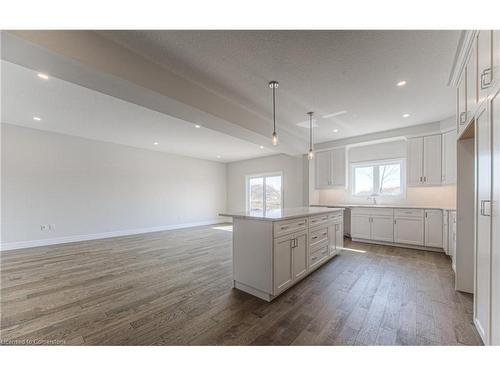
[
  {"left": 458, "top": 71, "right": 467, "bottom": 132},
  {"left": 315, "top": 151, "right": 331, "bottom": 188},
  {"left": 315, "top": 148, "right": 345, "bottom": 189},
  {"left": 407, "top": 134, "right": 442, "bottom": 186},
  {"left": 407, "top": 137, "right": 423, "bottom": 186},
  {"left": 423, "top": 134, "right": 442, "bottom": 185},
  {"left": 331, "top": 148, "right": 346, "bottom": 187},
  {"left": 424, "top": 209, "right": 443, "bottom": 248},
  {"left": 477, "top": 30, "right": 493, "bottom": 104},
  {"left": 466, "top": 41, "right": 478, "bottom": 119},
  {"left": 442, "top": 130, "right": 457, "bottom": 185},
  {"left": 494, "top": 30, "right": 500, "bottom": 87}
]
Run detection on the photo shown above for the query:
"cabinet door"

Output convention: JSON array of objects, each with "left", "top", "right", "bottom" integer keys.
[
  {"left": 494, "top": 30, "right": 500, "bottom": 88},
  {"left": 331, "top": 148, "right": 346, "bottom": 187},
  {"left": 475, "top": 105, "right": 492, "bottom": 344},
  {"left": 315, "top": 150, "right": 332, "bottom": 188},
  {"left": 292, "top": 233, "right": 308, "bottom": 280},
  {"left": 394, "top": 217, "right": 424, "bottom": 246},
  {"left": 351, "top": 215, "right": 371, "bottom": 240},
  {"left": 407, "top": 137, "right": 423, "bottom": 186},
  {"left": 458, "top": 73, "right": 467, "bottom": 132},
  {"left": 335, "top": 220, "right": 344, "bottom": 253},
  {"left": 371, "top": 216, "right": 394, "bottom": 242},
  {"left": 466, "top": 40, "right": 477, "bottom": 118},
  {"left": 327, "top": 221, "right": 336, "bottom": 257},
  {"left": 477, "top": 30, "right": 493, "bottom": 104},
  {"left": 490, "top": 87, "right": 500, "bottom": 345},
  {"left": 424, "top": 210, "right": 443, "bottom": 248},
  {"left": 273, "top": 236, "right": 293, "bottom": 295},
  {"left": 423, "top": 134, "right": 442, "bottom": 185},
  {"left": 442, "top": 130, "right": 457, "bottom": 184}
]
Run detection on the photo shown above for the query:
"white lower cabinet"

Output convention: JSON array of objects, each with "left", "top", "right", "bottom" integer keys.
[
  {"left": 394, "top": 218, "right": 424, "bottom": 246},
  {"left": 350, "top": 214, "right": 371, "bottom": 239},
  {"left": 351, "top": 207, "right": 446, "bottom": 250},
  {"left": 273, "top": 230, "right": 308, "bottom": 295},
  {"left": 424, "top": 210, "right": 443, "bottom": 248},
  {"left": 273, "top": 234, "right": 295, "bottom": 294},
  {"left": 371, "top": 216, "right": 394, "bottom": 242},
  {"left": 351, "top": 208, "right": 394, "bottom": 242}
]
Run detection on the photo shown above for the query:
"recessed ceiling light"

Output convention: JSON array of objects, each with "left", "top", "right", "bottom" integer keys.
[
  {"left": 195, "top": 124, "right": 201, "bottom": 128},
  {"left": 37, "top": 73, "right": 49, "bottom": 80},
  {"left": 333, "top": 129, "right": 339, "bottom": 133},
  {"left": 397, "top": 80, "right": 407, "bottom": 87},
  {"left": 153, "top": 142, "right": 159, "bottom": 146},
  {"left": 33, "top": 116, "right": 41, "bottom": 121},
  {"left": 259, "top": 145, "right": 264, "bottom": 149},
  {"left": 402, "top": 113, "right": 410, "bottom": 118},
  {"left": 216, "top": 155, "right": 221, "bottom": 159}
]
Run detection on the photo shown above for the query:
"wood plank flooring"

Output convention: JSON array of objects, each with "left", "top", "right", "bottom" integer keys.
[{"left": 0, "top": 224, "right": 482, "bottom": 345}]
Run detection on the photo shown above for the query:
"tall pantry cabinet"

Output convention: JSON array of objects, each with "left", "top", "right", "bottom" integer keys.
[{"left": 452, "top": 30, "right": 500, "bottom": 345}]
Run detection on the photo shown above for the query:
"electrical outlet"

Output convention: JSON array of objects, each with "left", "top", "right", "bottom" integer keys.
[
  {"left": 49, "top": 224, "right": 56, "bottom": 231},
  {"left": 40, "top": 224, "right": 49, "bottom": 231}
]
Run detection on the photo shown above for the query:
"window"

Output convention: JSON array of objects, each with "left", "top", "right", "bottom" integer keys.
[
  {"left": 351, "top": 159, "right": 405, "bottom": 197},
  {"left": 246, "top": 173, "right": 283, "bottom": 213}
]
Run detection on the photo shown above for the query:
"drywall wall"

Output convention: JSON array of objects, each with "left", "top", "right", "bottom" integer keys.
[
  {"left": 226, "top": 154, "right": 304, "bottom": 212},
  {"left": 1, "top": 124, "right": 227, "bottom": 249}
]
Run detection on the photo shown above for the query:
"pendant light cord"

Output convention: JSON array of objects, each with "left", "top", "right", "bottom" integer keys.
[
  {"left": 272, "top": 85, "right": 276, "bottom": 134},
  {"left": 308, "top": 112, "right": 313, "bottom": 150}
]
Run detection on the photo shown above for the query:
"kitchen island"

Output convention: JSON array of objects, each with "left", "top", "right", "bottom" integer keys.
[{"left": 219, "top": 207, "right": 344, "bottom": 301}]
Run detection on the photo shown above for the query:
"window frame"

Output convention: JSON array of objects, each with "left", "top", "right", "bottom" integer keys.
[
  {"left": 245, "top": 171, "right": 284, "bottom": 212},
  {"left": 350, "top": 158, "right": 406, "bottom": 198}
]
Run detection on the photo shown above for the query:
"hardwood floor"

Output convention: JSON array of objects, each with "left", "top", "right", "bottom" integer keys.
[{"left": 0, "top": 224, "right": 482, "bottom": 345}]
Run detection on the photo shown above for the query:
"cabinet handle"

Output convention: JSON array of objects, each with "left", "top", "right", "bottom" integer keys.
[
  {"left": 322, "top": 232, "right": 327, "bottom": 236},
  {"left": 459, "top": 112, "right": 467, "bottom": 125},
  {"left": 312, "top": 236, "right": 318, "bottom": 240},
  {"left": 480, "top": 200, "right": 491, "bottom": 216},
  {"left": 481, "top": 68, "right": 492, "bottom": 89},
  {"left": 394, "top": 219, "right": 397, "bottom": 225},
  {"left": 311, "top": 256, "right": 318, "bottom": 261},
  {"left": 423, "top": 176, "right": 426, "bottom": 182},
  {"left": 297, "top": 222, "right": 305, "bottom": 226},
  {"left": 420, "top": 176, "right": 423, "bottom": 183},
  {"left": 425, "top": 212, "right": 428, "bottom": 218},
  {"left": 281, "top": 225, "right": 289, "bottom": 230}
]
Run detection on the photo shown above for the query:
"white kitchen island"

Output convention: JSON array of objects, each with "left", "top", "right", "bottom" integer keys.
[{"left": 219, "top": 207, "right": 344, "bottom": 301}]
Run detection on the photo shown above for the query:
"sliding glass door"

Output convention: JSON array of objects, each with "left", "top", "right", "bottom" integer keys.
[{"left": 247, "top": 173, "right": 283, "bottom": 213}]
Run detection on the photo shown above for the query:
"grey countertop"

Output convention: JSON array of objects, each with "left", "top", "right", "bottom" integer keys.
[
  {"left": 219, "top": 206, "right": 344, "bottom": 222},
  {"left": 311, "top": 204, "right": 456, "bottom": 211}
]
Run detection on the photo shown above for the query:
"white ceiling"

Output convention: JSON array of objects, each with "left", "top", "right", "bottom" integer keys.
[
  {"left": 101, "top": 30, "right": 460, "bottom": 143},
  {"left": 1, "top": 60, "right": 276, "bottom": 162}
]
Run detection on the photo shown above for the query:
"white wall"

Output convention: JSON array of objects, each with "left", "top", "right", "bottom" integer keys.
[
  {"left": 226, "top": 154, "right": 304, "bottom": 212},
  {"left": 1, "top": 124, "right": 227, "bottom": 249}
]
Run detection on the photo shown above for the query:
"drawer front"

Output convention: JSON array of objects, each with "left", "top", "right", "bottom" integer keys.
[
  {"left": 310, "top": 226, "right": 328, "bottom": 246},
  {"left": 394, "top": 208, "right": 424, "bottom": 218},
  {"left": 273, "top": 218, "right": 308, "bottom": 238},
  {"left": 328, "top": 211, "right": 343, "bottom": 220},
  {"left": 309, "top": 214, "right": 330, "bottom": 227},
  {"left": 351, "top": 207, "right": 393, "bottom": 217},
  {"left": 309, "top": 243, "right": 329, "bottom": 270}
]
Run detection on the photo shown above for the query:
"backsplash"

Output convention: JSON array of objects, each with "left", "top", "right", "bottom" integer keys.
[{"left": 316, "top": 185, "right": 457, "bottom": 208}]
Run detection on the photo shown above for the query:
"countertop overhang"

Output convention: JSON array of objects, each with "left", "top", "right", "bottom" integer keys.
[{"left": 219, "top": 206, "right": 344, "bottom": 222}]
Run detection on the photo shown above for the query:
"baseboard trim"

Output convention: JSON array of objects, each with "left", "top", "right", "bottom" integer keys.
[{"left": 0, "top": 219, "right": 227, "bottom": 251}]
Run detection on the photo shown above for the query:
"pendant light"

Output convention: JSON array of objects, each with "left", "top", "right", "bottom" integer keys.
[
  {"left": 307, "top": 111, "right": 314, "bottom": 160},
  {"left": 269, "top": 81, "right": 279, "bottom": 146}
]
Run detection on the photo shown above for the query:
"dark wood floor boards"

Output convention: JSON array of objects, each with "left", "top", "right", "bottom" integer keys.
[{"left": 0, "top": 225, "right": 482, "bottom": 345}]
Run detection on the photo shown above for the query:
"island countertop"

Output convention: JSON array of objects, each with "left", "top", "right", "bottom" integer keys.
[{"left": 219, "top": 206, "right": 344, "bottom": 222}]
